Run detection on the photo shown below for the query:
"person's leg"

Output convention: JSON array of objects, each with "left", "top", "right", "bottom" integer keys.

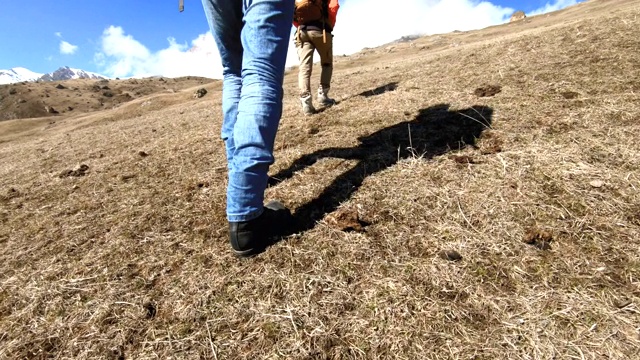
[
  {"left": 201, "top": 0, "right": 243, "bottom": 164},
  {"left": 309, "top": 30, "right": 335, "bottom": 106},
  {"left": 228, "top": 0, "right": 294, "bottom": 222},
  {"left": 296, "top": 30, "right": 316, "bottom": 114},
  {"left": 203, "top": 0, "right": 294, "bottom": 256}
]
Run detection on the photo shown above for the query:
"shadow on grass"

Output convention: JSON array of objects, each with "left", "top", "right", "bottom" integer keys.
[
  {"left": 358, "top": 82, "right": 398, "bottom": 98},
  {"left": 314, "top": 82, "right": 400, "bottom": 114},
  {"left": 269, "top": 103, "right": 494, "bottom": 235}
]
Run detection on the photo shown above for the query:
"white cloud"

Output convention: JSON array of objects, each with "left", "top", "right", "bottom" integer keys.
[
  {"left": 331, "top": 0, "right": 512, "bottom": 55},
  {"left": 95, "top": 25, "right": 220, "bottom": 79},
  {"left": 60, "top": 41, "right": 78, "bottom": 55},
  {"left": 55, "top": 32, "right": 62, "bottom": 38},
  {"left": 284, "top": 0, "right": 583, "bottom": 68},
  {"left": 94, "top": 0, "right": 582, "bottom": 79},
  {"left": 529, "top": 0, "right": 583, "bottom": 16}
]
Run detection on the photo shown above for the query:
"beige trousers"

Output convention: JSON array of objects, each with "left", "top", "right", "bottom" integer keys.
[{"left": 296, "top": 29, "right": 333, "bottom": 98}]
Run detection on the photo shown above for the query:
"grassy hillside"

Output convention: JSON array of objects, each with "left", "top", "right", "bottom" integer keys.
[{"left": 1, "top": 0, "right": 639, "bottom": 358}]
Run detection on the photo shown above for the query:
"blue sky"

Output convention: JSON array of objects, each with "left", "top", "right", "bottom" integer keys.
[{"left": 0, "top": 0, "right": 584, "bottom": 79}]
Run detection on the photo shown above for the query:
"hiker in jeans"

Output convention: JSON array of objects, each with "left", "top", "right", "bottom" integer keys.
[
  {"left": 294, "top": 0, "right": 340, "bottom": 115},
  {"left": 201, "top": 0, "right": 295, "bottom": 257}
]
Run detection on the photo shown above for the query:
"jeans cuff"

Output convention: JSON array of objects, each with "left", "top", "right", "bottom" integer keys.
[{"left": 227, "top": 208, "right": 264, "bottom": 223}]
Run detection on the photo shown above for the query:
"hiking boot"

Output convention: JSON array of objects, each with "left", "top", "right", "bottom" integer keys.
[
  {"left": 228, "top": 200, "right": 294, "bottom": 257},
  {"left": 317, "top": 89, "right": 336, "bottom": 107},
  {"left": 300, "top": 95, "right": 316, "bottom": 115}
]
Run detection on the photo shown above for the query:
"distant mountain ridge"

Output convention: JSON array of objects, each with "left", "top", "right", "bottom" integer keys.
[
  {"left": 0, "top": 66, "right": 108, "bottom": 85},
  {"left": 0, "top": 67, "right": 42, "bottom": 84}
]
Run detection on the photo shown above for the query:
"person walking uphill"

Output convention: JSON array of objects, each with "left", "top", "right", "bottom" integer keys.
[
  {"left": 200, "top": 0, "right": 295, "bottom": 257},
  {"left": 294, "top": 0, "right": 340, "bottom": 115}
]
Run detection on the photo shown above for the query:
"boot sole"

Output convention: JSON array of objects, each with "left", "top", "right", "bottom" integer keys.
[{"left": 232, "top": 247, "right": 259, "bottom": 258}]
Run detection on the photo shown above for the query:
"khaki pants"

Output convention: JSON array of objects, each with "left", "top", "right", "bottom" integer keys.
[{"left": 296, "top": 29, "right": 333, "bottom": 98}]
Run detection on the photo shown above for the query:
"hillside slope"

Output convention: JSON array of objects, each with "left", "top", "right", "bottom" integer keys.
[
  {"left": 1, "top": 0, "right": 639, "bottom": 358},
  {"left": 0, "top": 76, "right": 214, "bottom": 122}
]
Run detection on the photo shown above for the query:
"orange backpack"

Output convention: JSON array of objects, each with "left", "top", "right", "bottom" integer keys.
[{"left": 294, "top": 0, "right": 326, "bottom": 25}]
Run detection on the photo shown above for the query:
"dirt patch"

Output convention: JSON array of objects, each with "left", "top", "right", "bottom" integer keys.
[
  {"left": 449, "top": 155, "right": 480, "bottom": 164},
  {"left": 479, "top": 131, "right": 504, "bottom": 155},
  {"left": 474, "top": 85, "right": 502, "bottom": 97},
  {"left": 523, "top": 227, "right": 554, "bottom": 250},
  {"left": 323, "top": 207, "right": 368, "bottom": 232},
  {"left": 560, "top": 91, "right": 580, "bottom": 99},
  {"left": 143, "top": 302, "right": 157, "bottom": 319},
  {"left": 439, "top": 250, "right": 463, "bottom": 261},
  {"left": 59, "top": 164, "right": 89, "bottom": 178}
]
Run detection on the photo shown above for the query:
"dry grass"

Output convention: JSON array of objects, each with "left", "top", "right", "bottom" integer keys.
[{"left": 1, "top": 0, "right": 640, "bottom": 358}]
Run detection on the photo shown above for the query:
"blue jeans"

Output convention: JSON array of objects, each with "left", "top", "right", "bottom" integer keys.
[{"left": 201, "top": 0, "right": 294, "bottom": 222}]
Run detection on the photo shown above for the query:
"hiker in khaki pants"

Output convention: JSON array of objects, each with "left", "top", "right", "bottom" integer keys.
[{"left": 293, "top": 0, "right": 340, "bottom": 115}]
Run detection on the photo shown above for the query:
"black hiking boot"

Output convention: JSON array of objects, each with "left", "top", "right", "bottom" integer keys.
[{"left": 228, "top": 200, "right": 294, "bottom": 257}]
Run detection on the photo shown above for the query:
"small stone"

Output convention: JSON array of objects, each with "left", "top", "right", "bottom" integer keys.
[
  {"left": 59, "top": 164, "right": 89, "bottom": 178},
  {"left": 536, "top": 241, "right": 552, "bottom": 251},
  {"left": 143, "top": 302, "right": 157, "bottom": 319},
  {"left": 589, "top": 180, "right": 604, "bottom": 188},
  {"left": 45, "top": 105, "right": 59, "bottom": 114},
  {"left": 439, "top": 250, "right": 463, "bottom": 261},
  {"left": 614, "top": 298, "right": 632, "bottom": 309},
  {"left": 194, "top": 88, "right": 207, "bottom": 98}
]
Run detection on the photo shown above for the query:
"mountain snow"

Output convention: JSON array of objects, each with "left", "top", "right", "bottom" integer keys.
[
  {"left": 39, "top": 66, "right": 108, "bottom": 82},
  {"left": 0, "top": 66, "right": 108, "bottom": 84},
  {"left": 0, "top": 67, "right": 43, "bottom": 85}
]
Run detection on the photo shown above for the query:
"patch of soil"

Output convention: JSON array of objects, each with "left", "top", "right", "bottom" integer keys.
[
  {"left": 523, "top": 227, "right": 553, "bottom": 250},
  {"left": 474, "top": 85, "right": 502, "bottom": 97},
  {"left": 324, "top": 207, "right": 368, "bottom": 232},
  {"left": 59, "top": 164, "right": 89, "bottom": 178},
  {"left": 627, "top": 206, "right": 640, "bottom": 226},
  {"left": 449, "top": 155, "right": 480, "bottom": 164},
  {"left": 0, "top": 187, "right": 21, "bottom": 203},
  {"left": 120, "top": 174, "right": 136, "bottom": 182},
  {"left": 479, "top": 131, "right": 503, "bottom": 155},
  {"left": 439, "top": 250, "right": 463, "bottom": 261},
  {"left": 143, "top": 302, "right": 157, "bottom": 319},
  {"left": 560, "top": 91, "right": 580, "bottom": 99}
]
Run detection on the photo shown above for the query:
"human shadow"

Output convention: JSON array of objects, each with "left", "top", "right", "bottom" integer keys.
[
  {"left": 314, "top": 81, "right": 398, "bottom": 114},
  {"left": 270, "top": 103, "right": 493, "bottom": 233},
  {"left": 358, "top": 82, "right": 398, "bottom": 97},
  {"left": 320, "top": 82, "right": 399, "bottom": 111}
]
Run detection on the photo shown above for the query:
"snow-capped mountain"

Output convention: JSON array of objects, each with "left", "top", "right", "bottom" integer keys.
[
  {"left": 0, "top": 67, "right": 43, "bottom": 85},
  {"left": 0, "top": 66, "right": 108, "bottom": 85},
  {"left": 39, "top": 66, "right": 108, "bottom": 82}
]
